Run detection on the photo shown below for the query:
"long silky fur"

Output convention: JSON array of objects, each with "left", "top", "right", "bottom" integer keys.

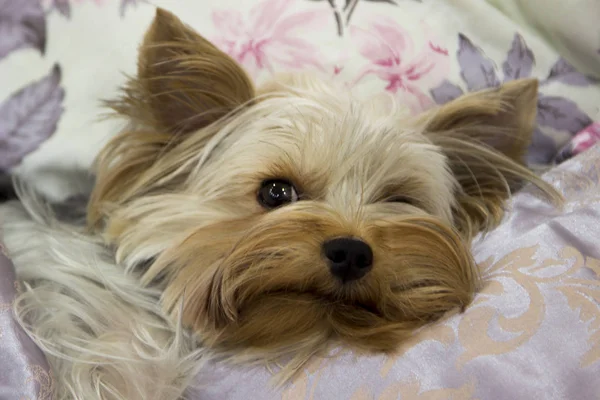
[
  {"left": 0, "top": 9, "right": 563, "bottom": 399},
  {"left": 2, "top": 189, "right": 207, "bottom": 400}
]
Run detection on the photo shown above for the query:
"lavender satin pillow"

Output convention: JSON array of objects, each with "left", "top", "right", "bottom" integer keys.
[{"left": 0, "top": 244, "right": 54, "bottom": 400}]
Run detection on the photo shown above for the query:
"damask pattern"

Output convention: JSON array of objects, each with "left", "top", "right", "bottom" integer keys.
[{"left": 0, "top": 254, "right": 54, "bottom": 399}]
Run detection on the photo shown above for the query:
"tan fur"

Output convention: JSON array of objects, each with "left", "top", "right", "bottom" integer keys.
[
  {"left": 86, "top": 8, "right": 560, "bottom": 379},
  {"left": 417, "top": 79, "right": 561, "bottom": 236},
  {"left": 89, "top": 9, "right": 254, "bottom": 227}
]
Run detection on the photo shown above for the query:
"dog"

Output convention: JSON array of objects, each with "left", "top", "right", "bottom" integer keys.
[{"left": 1, "top": 8, "right": 560, "bottom": 400}]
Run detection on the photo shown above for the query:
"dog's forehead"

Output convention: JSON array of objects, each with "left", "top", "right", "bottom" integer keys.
[
  {"left": 212, "top": 97, "right": 450, "bottom": 197},
  {"left": 232, "top": 97, "right": 430, "bottom": 163}
]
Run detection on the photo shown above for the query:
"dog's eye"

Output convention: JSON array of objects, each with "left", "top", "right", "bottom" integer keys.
[{"left": 258, "top": 180, "right": 299, "bottom": 209}]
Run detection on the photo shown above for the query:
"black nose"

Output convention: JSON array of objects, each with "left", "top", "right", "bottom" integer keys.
[{"left": 323, "top": 237, "right": 373, "bottom": 282}]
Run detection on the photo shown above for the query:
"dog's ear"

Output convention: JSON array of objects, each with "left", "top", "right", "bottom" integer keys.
[
  {"left": 89, "top": 9, "right": 254, "bottom": 228},
  {"left": 420, "top": 79, "right": 557, "bottom": 236},
  {"left": 425, "top": 79, "right": 538, "bottom": 163},
  {"left": 115, "top": 8, "right": 254, "bottom": 133}
]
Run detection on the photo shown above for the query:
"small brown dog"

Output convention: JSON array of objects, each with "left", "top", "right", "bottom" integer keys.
[
  {"left": 2, "top": 8, "right": 559, "bottom": 399},
  {"left": 90, "top": 9, "right": 556, "bottom": 360}
]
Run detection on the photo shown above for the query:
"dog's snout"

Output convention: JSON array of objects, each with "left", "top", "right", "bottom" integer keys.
[{"left": 323, "top": 237, "right": 373, "bottom": 282}]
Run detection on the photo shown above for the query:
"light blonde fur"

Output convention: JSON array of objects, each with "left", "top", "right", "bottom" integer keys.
[{"left": 1, "top": 9, "right": 561, "bottom": 400}]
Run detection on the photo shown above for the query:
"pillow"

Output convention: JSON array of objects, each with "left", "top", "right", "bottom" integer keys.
[
  {"left": 1, "top": 0, "right": 599, "bottom": 195},
  {"left": 0, "top": 246, "right": 53, "bottom": 399}
]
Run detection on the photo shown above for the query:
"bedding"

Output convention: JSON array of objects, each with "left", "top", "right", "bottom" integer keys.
[
  {"left": 0, "top": 245, "right": 53, "bottom": 399},
  {"left": 0, "top": 0, "right": 599, "bottom": 398}
]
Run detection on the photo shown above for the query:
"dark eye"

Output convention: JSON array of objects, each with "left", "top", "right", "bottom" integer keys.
[{"left": 258, "top": 180, "right": 299, "bottom": 209}]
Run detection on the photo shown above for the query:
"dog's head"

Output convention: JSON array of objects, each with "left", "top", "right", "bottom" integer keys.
[{"left": 88, "top": 10, "right": 557, "bottom": 357}]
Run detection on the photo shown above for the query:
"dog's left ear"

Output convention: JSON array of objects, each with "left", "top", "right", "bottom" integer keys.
[
  {"left": 118, "top": 8, "right": 255, "bottom": 133},
  {"left": 89, "top": 9, "right": 255, "bottom": 228},
  {"left": 419, "top": 79, "right": 555, "bottom": 236}
]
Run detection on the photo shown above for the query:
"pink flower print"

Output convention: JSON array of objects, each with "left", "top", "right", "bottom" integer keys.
[
  {"left": 572, "top": 122, "right": 600, "bottom": 153},
  {"left": 211, "top": 0, "right": 326, "bottom": 78},
  {"left": 555, "top": 122, "right": 600, "bottom": 163},
  {"left": 350, "top": 19, "right": 450, "bottom": 114},
  {"left": 329, "top": 46, "right": 352, "bottom": 78}
]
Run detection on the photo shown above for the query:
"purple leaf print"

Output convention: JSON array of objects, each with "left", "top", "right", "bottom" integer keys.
[
  {"left": 537, "top": 94, "right": 592, "bottom": 134},
  {"left": 432, "top": 32, "right": 594, "bottom": 164},
  {"left": 502, "top": 33, "right": 535, "bottom": 81},
  {"left": 528, "top": 128, "right": 558, "bottom": 165},
  {"left": 430, "top": 80, "right": 464, "bottom": 104},
  {"left": 51, "top": 0, "right": 72, "bottom": 19},
  {"left": 0, "top": 0, "right": 46, "bottom": 59},
  {"left": 544, "top": 58, "right": 599, "bottom": 86},
  {"left": 457, "top": 34, "right": 500, "bottom": 91},
  {"left": 0, "top": 65, "right": 65, "bottom": 171}
]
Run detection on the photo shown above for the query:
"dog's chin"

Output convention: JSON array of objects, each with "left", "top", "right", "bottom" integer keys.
[{"left": 152, "top": 203, "right": 478, "bottom": 355}]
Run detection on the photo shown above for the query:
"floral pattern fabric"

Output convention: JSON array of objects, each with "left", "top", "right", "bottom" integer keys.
[
  {"left": 556, "top": 122, "right": 600, "bottom": 164},
  {"left": 0, "top": 246, "right": 54, "bottom": 399},
  {"left": 1, "top": 0, "right": 599, "bottom": 399},
  {"left": 430, "top": 34, "right": 598, "bottom": 165}
]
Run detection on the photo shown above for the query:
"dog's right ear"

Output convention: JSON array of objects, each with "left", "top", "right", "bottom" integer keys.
[
  {"left": 114, "top": 8, "right": 255, "bottom": 133},
  {"left": 89, "top": 9, "right": 254, "bottom": 228},
  {"left": 418, "top": 79, "right": 561, "bottom": 237}
]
